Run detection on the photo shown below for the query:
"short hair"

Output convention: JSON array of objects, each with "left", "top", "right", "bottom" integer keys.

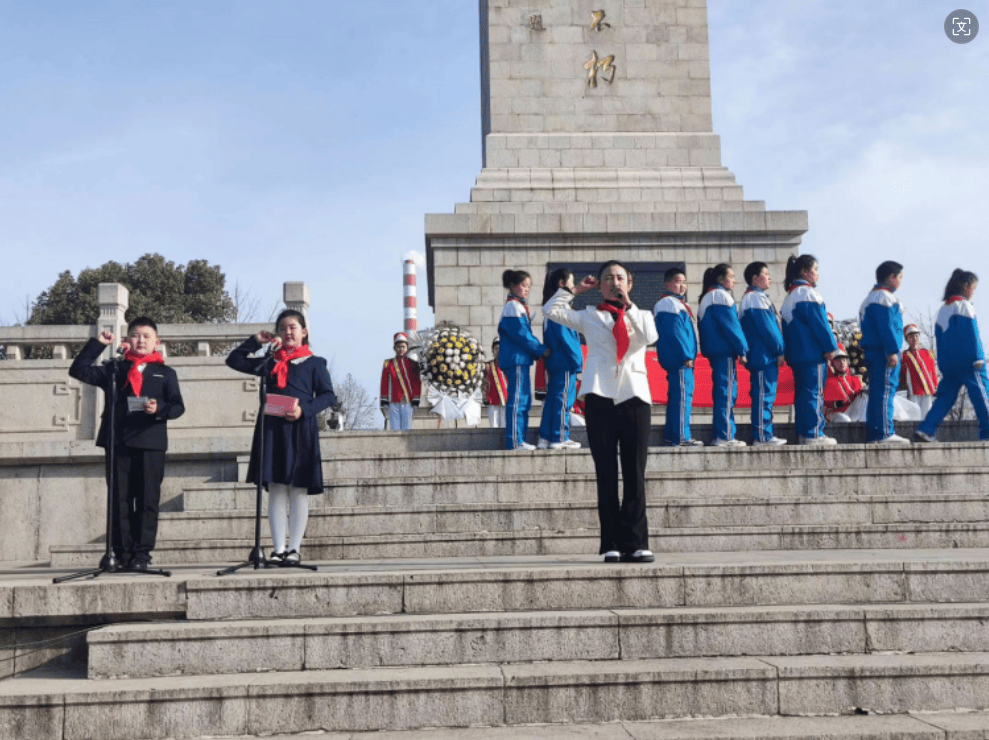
[
  {"left": 875, "top": 260, "right": 904, "bottom": 285},
  {"left": 274, "top": 308, "right": 309, "bottom": 345},
  {"left": 744, "top": 262, "right": 769, "bottom": 286},
  {"left": 597, "top": 260, "right": 633, "bottom": 283},
  {"left": 127, "top": 316, "right": 158, "bottom": 334},
  {"left": 664, "top": 266, "right": 686, "bottom": 283}
]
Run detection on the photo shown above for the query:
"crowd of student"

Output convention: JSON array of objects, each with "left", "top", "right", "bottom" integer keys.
[{"left": 493, "top": 258, "right": 989, "bottom": 452}]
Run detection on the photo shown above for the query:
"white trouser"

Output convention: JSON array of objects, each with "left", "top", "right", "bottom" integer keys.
[
  {"left": 388, "top": 402, "right": 414, "bottom": 430},
  {"left": 908, "top": 393, "right": 933, "bottom": 417},
  {"left": 267, "top": 483, "right": 309, "bottom": 554},
  {"left": 488, "top": 405, "right": 506, "bottom": 428}
]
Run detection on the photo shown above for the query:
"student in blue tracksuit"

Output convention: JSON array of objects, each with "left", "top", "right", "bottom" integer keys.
[
  {"left": 781, "top": 254, "right": 840, "bottom": 445},
  {"left": 698, "top": 264, "right": 749, "bottom": 446},
  {"left": 915, "top": 269, "right": 989, "bottom": 443},
  {"left": 739, "top": 262, "right": 787, "bottom": 446},
  {"left": 538, "top": 267, "right": 584, "bottom": 450},
  {"left": 498, "top": 269, "right": 549, "bottom": 450},
  {"left": 654, "top": 266, "right": 702, "bottom": 447},
  {"left": 859, "top": 260, "right": 907, "bottom": 444}
]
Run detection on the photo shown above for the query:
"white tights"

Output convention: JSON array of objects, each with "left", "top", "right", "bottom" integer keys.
[{"left": 267, "top": 483, "right": 310, "bottom": 554}]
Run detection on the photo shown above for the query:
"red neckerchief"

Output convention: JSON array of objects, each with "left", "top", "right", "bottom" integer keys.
[
  {"left": 946, "top": 295, "right": 965, "bottom": 306},
  {"left": 597, "top": 300, "right": 630, "bottom": 364},
  {"left": 123, "top": 350, "right": 164, "bottom": 396},
  {"left": 661, "top": 290, "right": 693, "bottom": 319},
  {"left": 507, "top": 294, "right": 530, "bottom": 319},
  {"left": 874, "top": 285, "right": 892, "bottom": 293},
  {"left": 272, "top": 345, "right": 314, "bottom": 389},
  {"left": 788, "top": 279, "right": 815, "bottom": 293}
]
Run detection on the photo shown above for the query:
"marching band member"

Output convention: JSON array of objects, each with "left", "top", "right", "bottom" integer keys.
[{"left": 380, "top": 332, "right": 422, "bottom": 431}]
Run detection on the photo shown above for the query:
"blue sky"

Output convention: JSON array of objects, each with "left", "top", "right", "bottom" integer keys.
[{"left": 2, "top": 1, "right": 987, "bottom": 403}]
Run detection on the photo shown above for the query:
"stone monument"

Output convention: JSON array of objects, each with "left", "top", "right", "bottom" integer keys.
[{"left": 425, "top": 0, "right": 807, "bottom": 349}]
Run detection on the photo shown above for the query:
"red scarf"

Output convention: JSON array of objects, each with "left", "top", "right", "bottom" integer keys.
[
  {"left": 123, "top": 350, "right": 164, "bottom": 397},
  {"left": 946, "top": 295, "right": 965, "bottom": 306},
  {"left": 507, "top": 294, "right": 530, "bottom": 319},
  {"left": 272, "top": 345, "right": 314, "bottom": 389},
  {"left": 597, "top": 301, "right": 630, "bottom": 364}
]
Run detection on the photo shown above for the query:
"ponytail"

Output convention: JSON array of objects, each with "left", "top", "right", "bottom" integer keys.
[
  {"left": 542, "top": 267, "right": 573, "bottom": 305},
  {"left": 943, "top": 268, "right": 979, "bottom": 302},
  {"left": 502, "top": 269, "right": 531, "bottom": 291},
  {"left": 698, "top": 264, "right": 730, "bottom": 312},
  {"left": 784, "top": 254, "right": 818, "bottom": 291}
]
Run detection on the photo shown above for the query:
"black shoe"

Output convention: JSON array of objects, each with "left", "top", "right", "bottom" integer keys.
[
  {"left": 280, "top": 549, "right": 300, "bottom": 567},
  {"left": 129, "top": 558, "right": 150, "bottom": 572},
  {"left": 620, "top": 550, "right": 655, "bottom": 563},
  {"left": 268, "top": 550, "right": 286, "bottom": 566},
  {"left": 603, "top": 550, "right": 621, "bottom": 563}
]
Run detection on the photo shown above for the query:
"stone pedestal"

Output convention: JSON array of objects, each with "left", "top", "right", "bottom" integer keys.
[{"left": 426, "top": 0, "right": 807, "bottom": 349}]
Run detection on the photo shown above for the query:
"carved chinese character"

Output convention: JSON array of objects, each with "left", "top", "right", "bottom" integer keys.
[
  {"left": 528, "top": 14, "right": 545, "bottom": 31},
  {"left": 584, "top": 51, "right": 616, "bottom": 87},
  {"left": 591, "top": 10, "right": 611, "bottom": 31}
]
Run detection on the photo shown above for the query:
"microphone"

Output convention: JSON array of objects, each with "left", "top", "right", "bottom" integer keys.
[{"left": 116, "top": 343, "right": 131, "bottom": 357}]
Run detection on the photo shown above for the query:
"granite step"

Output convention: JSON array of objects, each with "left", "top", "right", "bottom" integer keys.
[
  {"left": 87, "top": 602, "right": 989, "bottom": 679},
  {"left": 310, "top": 441, "right": 989, "bottom": 483},
  {"left": 217, "top": 713, "right": 989, "bottom": 740},
  {"left": 7, "top": 654, "right": 989, "bottom": 739},
  {"left": 50, "top": 517, "right": 989, "bottom": 567},
  {"left": 182, "top": 464, "right": 989, "bottom": 510}
]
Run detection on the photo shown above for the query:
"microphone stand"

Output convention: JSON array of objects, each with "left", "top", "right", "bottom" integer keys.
[
  {"left": 56, "top": 347, "right": 171, "bottom": 583},
  {"left": 217, "top": 345, "right": 316, "bottom": 574}
]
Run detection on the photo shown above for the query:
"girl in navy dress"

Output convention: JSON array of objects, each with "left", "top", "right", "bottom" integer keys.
[{"left": 227, "top": 309, "right": 336, "bottom": 566}]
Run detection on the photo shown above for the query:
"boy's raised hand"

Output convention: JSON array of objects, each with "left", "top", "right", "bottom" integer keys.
[{"left": 98, "top": 331, "right": 114, "bottom": 345}]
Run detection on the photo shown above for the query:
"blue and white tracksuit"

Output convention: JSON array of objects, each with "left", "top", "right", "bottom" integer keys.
[
  {"left": 539, "top": 316, "right": 583, "bottom": 444},
  {"left": 699, "top": 286, "right": 749, "bottom": 443},
  {"left": 498, "top": 296, "right": 546, "bottom": 449},
  {"left": 739, "top": 287, "right": 786, "bottom": 443},
  {"left": 859, "top": 286, "right": 904, "bottom": 441},
  {"left": 654, "top": 291, "right": 698, "bottom": 445},
  {"left": 781, "top": 280, "right": 839, "bottom": 440},
  {"left": 918, "top": 298, "right": 989, "bottom": 439}
]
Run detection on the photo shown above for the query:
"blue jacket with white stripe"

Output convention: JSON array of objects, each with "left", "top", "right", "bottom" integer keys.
[
  {"left": 935, "top": 298, "right": 985, "bottom": 371},
  {"left": 653, "top": 291, "right": 697, "bottom": 371},
  {"left": 739, "top": 287, "right": 785, "bottom": 370},
  {"left": 498, "top": 297, "right": 546, "bottom": 369},
  {"left": 781, "top": 281, "right": 838, "bottom": 366},
  {"left": 698, "top": 286, "right": 748, "bottom": 360},
  {"left": 859, "top": 286, "right": 904, "bottom": 364}
]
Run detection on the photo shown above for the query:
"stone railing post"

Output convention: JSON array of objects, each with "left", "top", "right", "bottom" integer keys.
[
  {"left": 283, "top": 282, "right": 310, "bottom": 322},
  {"left": 97, "top": 283, "right": 129, "bottom": 351}
]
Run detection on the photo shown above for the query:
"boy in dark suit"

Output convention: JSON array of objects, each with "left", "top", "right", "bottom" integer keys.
[{"left": 69, "top": 317, "right": 185, "bottom": 570}]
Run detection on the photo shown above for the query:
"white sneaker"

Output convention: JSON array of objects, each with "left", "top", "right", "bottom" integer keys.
[
  {"left": 622, "top": 550, "right": 655, "bottom": 563},
  {"left": 913, "top": 430, "right": 938, "bottom": 444},
  {"left": 712, "top": 438, "right": 746, "bottom": 447},
  {"left": 551, "top": 439, "right": 581, "bottom": 449},
  {"left": 603, "top": 550, "right": 621, "bottom": 563},
  {"left": 800, "top": 435, "right": 838, "bottom": 446},
  {"left": 753, "top": 437, "right": 787, "bottom": 447},
  {"left": 515, "top": 442, "right": 536, "bottom": 451},
  {"left": 679, "top": 439, "right": 705, "bottom": 447},
  {"left": 536, "top": 438, "right": 550, "bottom": 450},
  {"left": 874, "top": 434, "right": 910, "bottom": 444}
]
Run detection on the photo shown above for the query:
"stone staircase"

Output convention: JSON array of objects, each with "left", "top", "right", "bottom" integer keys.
[{"left": 5, "top": 427, "right": 989, "bottom": 739}]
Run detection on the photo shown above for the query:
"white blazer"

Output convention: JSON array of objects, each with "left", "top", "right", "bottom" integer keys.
[{"left": 544, "top": 287, "right": 658, "bottom": 405}]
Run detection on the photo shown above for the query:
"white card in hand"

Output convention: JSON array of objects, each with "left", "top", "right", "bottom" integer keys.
[{"left": 127, "top": 396, "right": 150, "bottom": 413}]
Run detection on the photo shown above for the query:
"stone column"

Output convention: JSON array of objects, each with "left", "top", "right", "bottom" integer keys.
[
  {"left": 97, "top": 283, "right": 129, "bottom": 352},
  {"left": 283, "top": 282, "right": 310, "bottom": 321}
]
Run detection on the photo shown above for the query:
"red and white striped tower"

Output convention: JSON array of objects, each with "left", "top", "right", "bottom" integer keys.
[{"left": 402, "top": 258, "right": 417, "bottom": 333}]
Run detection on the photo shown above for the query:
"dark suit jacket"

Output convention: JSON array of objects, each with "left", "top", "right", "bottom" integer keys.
[{"left": 69, "top": 338, "right": 185, "bottom": 450}]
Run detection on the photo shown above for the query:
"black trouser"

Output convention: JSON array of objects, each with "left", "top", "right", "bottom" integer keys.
[
  {"left": 583, "top": 394, "right": 650, "bottom": 554},
  {"left": 107, "top": 446, "right": 165, "bottom": 557}
]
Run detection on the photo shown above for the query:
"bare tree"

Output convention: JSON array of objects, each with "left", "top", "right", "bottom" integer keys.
[
  {"left": 231, "top": 281, "right": 281, "bottom": 323},
  {"left": 334, "top": 373, "right": 382, "bottom": 430}
]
